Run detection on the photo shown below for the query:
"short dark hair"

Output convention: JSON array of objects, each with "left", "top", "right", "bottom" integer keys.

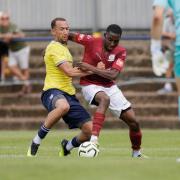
[
  {"left": 106, "top": 24, "right": 122, "bottom": 36},
  {"left": 51, "top": 17, "right": 66, "bottom": 29}
]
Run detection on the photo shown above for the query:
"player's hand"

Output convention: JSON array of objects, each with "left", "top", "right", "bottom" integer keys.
[
  {"left": 76, "top": 62, "right": 94, "bottom": 71},
  {"left": 97, "top": 62, "right": 105, "bottom": 69}
]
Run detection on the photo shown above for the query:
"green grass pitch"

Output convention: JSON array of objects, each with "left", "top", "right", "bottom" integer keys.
[{"left": 0, "top": 129, "right": 180, "bottom": 180}]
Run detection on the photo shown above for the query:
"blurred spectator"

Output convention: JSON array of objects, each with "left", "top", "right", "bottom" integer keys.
[
  {"left": 157, "top": 8, "right": 176, "bottom": 94},
  {"left": 151, "top": 0, "right": 180, "bottom": 120},
  {"left": 0, "top": 11, "right": 9, "bottom": 81},
  {"left": 0, "top": 12, "right": 31, "bottom": 96}
]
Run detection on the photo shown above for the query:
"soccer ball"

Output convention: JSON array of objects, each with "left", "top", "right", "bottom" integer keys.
[{"left": 78, "top": 141, "right": 99, "bottom": 158}]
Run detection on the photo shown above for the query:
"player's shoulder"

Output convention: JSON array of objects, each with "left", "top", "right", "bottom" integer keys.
[
  {"left": 47, "top": 41, "right": 65, "bottom": 51},
  {"left": 78, "top": 33, "right": 95, "bottom": 43},
  {"left": 115, "top": 45, "right": 126, "bottom": 53}
]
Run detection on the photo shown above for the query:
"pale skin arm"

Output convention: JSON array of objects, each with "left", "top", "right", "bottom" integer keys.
[
  {"left": 0, "top": 32, "right": 25, "bottom": 43},
  {"left": 162, "top": 31, "right": 176, "bottom": 40},
  {"left": 151, "top": 6, "right": 165, "bottom": 40}
]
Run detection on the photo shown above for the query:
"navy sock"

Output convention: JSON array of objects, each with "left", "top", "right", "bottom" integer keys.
[
  {"left": 71, "top": 137, "right": 81, "bottom": 147},
  {"left": 38, "top": 125, "right": 50, "bottom": 139}
]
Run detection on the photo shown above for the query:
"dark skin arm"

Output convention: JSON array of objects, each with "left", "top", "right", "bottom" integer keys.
[
  {"left": 77, "top": 62, "right": 119, "bottom": 80},
  {"left": 68, "top": 32, "right": 78, "bottom": 41}
]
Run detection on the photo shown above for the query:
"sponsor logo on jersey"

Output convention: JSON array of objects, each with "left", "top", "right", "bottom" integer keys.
[
  {"left": 116, "top": 58, "right": 124, "bottom": 68},
  {"left": 108, "top": 54, "right": 115, "bottom": 61},
  {"left": 78, "top": 34, "right": 85, "bottom": 41}
]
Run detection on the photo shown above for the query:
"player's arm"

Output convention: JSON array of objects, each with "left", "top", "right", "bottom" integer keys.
[
  {"left": 69, "top": 32, "right": 93, "bottom": 45},
  {"left": 68, "top": 32, "right": 78, "bottom": 42},
  {"left": 162, "top": 31, "right": 176, "bottom": 40},
  {"left": 151, "top": 5, "right": 164, "bottom": 40},
  {"left": 77, "top": 62, "right": 119, "bottom": 80},
  {"left": 58, "top": 61, "right": 92, "bottom": 77}
]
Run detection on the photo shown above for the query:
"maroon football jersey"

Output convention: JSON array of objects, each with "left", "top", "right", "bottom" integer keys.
[{"left": 74, "top": 33, "right": 127, "bottom": 87}]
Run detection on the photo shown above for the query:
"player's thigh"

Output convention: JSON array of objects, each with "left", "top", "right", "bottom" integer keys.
[
  {"left": 62, "top": 95, "right": 91, "bottom": 129},
  {"left": 41, "top": 89, "right": 69, "bottom": 112},
  {"left": 81, "top": 85, "right": 104, "bottom": 104},
  {"left": 17, "top": 46, "right": 30, "bottom": 69},
  {"left": 108, "top": 85, "right": 131, "bottom": 118}
]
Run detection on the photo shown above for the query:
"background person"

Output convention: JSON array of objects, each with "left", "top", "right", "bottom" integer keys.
[
  {"left": 151, "top": 0, "right": 180, "bottom": 119},
  {"left": 0, "top": 12, "right": 31, "bottom": 96},
  {"left": 0, "top": 11, "right": 9, "bottom": 81},
  {"left": 157, "top": 8, "right": 176, "bottom": 94}
]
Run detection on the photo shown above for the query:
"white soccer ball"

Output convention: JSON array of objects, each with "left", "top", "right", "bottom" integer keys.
[{"left": 78, "top": 141, "right": 99, "bottom": 158}]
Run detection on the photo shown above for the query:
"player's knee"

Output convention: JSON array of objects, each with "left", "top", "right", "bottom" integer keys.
[
  {"left": 56, "top": 102, "right": 70, "bottom": 114},
  {"left": 129, "top": 120, "right": 140, "bottom": 132}
]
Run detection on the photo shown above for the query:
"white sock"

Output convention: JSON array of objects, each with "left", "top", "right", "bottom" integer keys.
[
  {"left": 132, "top": 150, "right": 141, "bottom": 157},
  {"left": 33, "top": 134, "right": 42, "bottom": 145},
  {"left": 90, "top": 135, "right": 98, "bottom": 142},
  {"left": 66, "top": 140, "right": 74, "bottom": 151}
]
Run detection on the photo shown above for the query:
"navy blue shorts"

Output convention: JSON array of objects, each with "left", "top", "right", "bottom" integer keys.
[{"left": 41, "top": 89, "right": 91, "bottom": 129}]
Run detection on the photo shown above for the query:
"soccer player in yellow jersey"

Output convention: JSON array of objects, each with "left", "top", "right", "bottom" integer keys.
[{"left": 27, "top": 18, "right": 93, "bottom": 157}]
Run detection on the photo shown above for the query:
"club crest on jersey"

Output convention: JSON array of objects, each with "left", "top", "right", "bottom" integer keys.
[
  {"left": 78, "top": 34, "right": 85, "bottom": 41},
  {"left": 108, "top": 54, "right": 115, "bottom": 61},
  {"left": 116, "top": 58, "right": 124, "bottom": 68}
]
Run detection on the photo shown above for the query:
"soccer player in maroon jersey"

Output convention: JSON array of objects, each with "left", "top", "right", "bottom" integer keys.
[{"left": 69, "top": 24, "right": 146, "bottom": 157}]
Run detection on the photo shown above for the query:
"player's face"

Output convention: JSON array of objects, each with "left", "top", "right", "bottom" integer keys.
[
  {"left": 0, "top": 15, "right": 10, "bottom": 27},
  {"left": 104, "top": 32, "right": 120, "bottom": 51},
  {"left": 52, "top": 20, "right": 69, "bottom": 44}
]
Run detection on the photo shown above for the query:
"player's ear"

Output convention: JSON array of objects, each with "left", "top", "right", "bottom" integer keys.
[{"left": 51, "top": 29, "right": 55, "bottom": 36}]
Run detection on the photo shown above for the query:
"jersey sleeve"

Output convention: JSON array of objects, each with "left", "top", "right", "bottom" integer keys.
[
  {"left": 112, "top": 49, "right": 127, "bottom": 71},
  {"left": 74, "top": 33, "right": 93, "bottom": 46},
  {"left": 50, "top": 45, "right": 68, "bottom": 66}
]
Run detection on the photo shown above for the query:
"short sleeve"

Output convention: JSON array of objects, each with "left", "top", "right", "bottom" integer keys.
[
  {"left": 75, "top": 33, "right": 93, "bottom": 46},
  {"left": 112, "top": 49, "right": 127, "bottom": 71},
  {"left": 50, "top": 45, "right": 67, "bottom": 66}
]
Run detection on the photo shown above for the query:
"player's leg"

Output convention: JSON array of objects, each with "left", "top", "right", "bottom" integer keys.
[
  {"left": 120, "top": 108, "right": 143, "bottom": 157},
  {"left": 108, "top": 85, "right": 145, "bottom": 157},
  {"left": 157, "top": 49, "right": 173, "bottom": 94},
  {"left": 82, "top": 85, "right": 110, "bottom": 143},
  {"left": 8, "top": 50, "right": 25, "bottom": 80},
  {"left": 59, "top": 94, "right": 92, "bottom": 156},
  {"left": 16, "top": 47, "right": 31, "bottom": 95},
  {"left": 60, "top": 121, "right": 92, "bottom": 156},
  {"left": 27, "top": 89, "right": 70, "bottom": 157},
  {"left": 0, "top": 41, "right": 9, "bottom": 81}
]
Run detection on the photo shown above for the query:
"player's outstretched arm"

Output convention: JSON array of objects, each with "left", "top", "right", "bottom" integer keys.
[
  {"left": 68, "top": 32, "right": 78, "bottom": 42},
  {"left": 77, "top": 62, "right": 119, "bottom": 80}
]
